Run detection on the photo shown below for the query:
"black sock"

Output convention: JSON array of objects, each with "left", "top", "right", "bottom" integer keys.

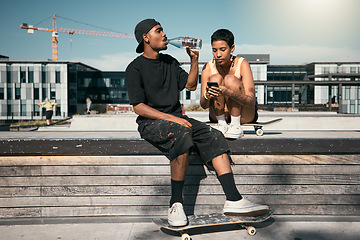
[
  {"left": 170, "top": 179, "right": 185, "bottom": 207},
  {"left": 218, "top": 172, "right": 242, "bottom": 201}
]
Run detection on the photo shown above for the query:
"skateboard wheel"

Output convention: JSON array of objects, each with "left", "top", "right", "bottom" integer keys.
[
  {"left": 256, "top": 128, "right": 264, "bottom": 136},
  {"left": 181, "top": 233, "right": 191, "bottom": 240},
  {"left": 247, "top": 226, "right": 256, "bottom": 236}
]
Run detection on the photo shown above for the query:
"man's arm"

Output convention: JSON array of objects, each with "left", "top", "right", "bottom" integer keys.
[
  {"left": 184, "top": 47, "right": 199, "bottom": 91},
  {"left": 133, "top": 103, "right": 193, "bottom": 129}
]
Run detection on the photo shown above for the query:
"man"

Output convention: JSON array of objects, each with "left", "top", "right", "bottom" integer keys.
[{"left": 125, "top": 19, "right": 269, "bottom": 227}]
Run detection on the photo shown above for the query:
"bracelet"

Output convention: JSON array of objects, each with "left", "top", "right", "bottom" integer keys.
[{"left": 204, "top": 91, "right": 209, "bottom": 100}]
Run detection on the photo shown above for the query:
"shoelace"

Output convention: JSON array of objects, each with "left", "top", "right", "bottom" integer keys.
[{"left": 170, "top": 205, "right": 178, "bottom": 214}]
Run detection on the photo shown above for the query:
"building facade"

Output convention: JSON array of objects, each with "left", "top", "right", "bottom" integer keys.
[
  {"left": 1, "top": 56, "right": 359, "bottom": 122},
  {"left": 0, "top": 59, "right": 128, "bottom": 121}
]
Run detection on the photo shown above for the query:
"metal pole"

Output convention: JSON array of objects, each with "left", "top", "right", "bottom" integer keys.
[
  {"left": 292, "top": 83, "right": 295, "bottom": 108},
  {"left": 338, "top": 83, "right": 342, "bottom": 113},
  {"left": 328, "top": 75, "right": 332, "bottom": 111}
]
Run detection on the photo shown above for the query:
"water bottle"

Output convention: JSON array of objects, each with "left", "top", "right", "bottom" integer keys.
[{"left": 167, "top": 37, "right": 202, "bottom": 50}]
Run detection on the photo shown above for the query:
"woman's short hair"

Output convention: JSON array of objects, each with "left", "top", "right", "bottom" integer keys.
[{"left": 211, "top": 29, "right": 234, "bottom": 47}]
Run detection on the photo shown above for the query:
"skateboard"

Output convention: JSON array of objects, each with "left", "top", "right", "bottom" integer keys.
[
  {"left": 242, "top": 118, "right": 283, "bottom": 136},
  {"left": 152, "top": 208, "right": 274, "bottom": 240}
]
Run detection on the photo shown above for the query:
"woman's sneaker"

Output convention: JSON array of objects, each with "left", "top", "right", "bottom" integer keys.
[
  {"left": 224, "top": 124, "right": 243, "bottom": 139},
  {"left": 168, "top": 202, "right": 188, "bottom": 227},
  {"left": 223, "top": 198, "right": 269, "bottom": 217}
]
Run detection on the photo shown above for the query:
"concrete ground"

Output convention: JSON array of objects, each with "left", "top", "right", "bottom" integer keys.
[{"left": 1, "top": 216, "right": 360, "bottom": 240}]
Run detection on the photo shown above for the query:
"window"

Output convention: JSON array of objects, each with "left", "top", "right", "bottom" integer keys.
[
  {"left": 21, "top": 104, "right": 27, "bottom": 116},
  {"left": 350, "top": 104, "right": 355, "bottom": 114},
  {"left": 186, "top": 90, "right": 191, "bottom": 100},
  {"left": 34, "top": 88, "right": 39, "bottom": 99},
  {"left": 7, "top": 69, "right": 11, "bottom": 83},
  {"left": 55, "top": 71, "right": 61, "bottom": 83},
  {"left": 42, "top": 70, "right": 47, "bottom": 83},
  {"left": 0, "top": 88, "right": 4, "bottom": 99},
  {"left": 42, "top": 88, "right": 47, "bottom": 100},
  {"left": 345, "top": 87, "right": 350, "bottom": 100},
  {"left": 20, "top": 68, "right": 26, "bottom": 83},
  {"left": 15, "top": 88, "right": 21, "bottom": 99},
  {"left": 28, "top": 67, "right": 34, "bottom": 83},
  {"left": 56, "top": 104, "right": 61, "bottom": 116},
  {"left": 7, "top": 104, "right": 12, "bottom": 117},
  {"left": 34, "top": 104, "right": 40, "bottom": 116},
  {"left": 50, "top": 88, "right": 56, "bottom": 99},
  {"left": 7, "top": 88, "right": 12, "bottom": 99}
]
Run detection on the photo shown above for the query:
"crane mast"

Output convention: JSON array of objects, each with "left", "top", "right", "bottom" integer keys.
[{"left": 20, "top": 14, "right": 134, "bottom": 61}]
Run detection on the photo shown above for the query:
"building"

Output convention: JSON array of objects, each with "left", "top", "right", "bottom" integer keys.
[
  {"left": 0, "top": 59, "right": 128, "bottom": 122},
  {"left": 1, "top": 55, "right": 359, "bottom": 122}
]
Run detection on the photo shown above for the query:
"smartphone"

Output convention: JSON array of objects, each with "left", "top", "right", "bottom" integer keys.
[{"left": 207, "top": 82, "right": 219, "bottom": 88}]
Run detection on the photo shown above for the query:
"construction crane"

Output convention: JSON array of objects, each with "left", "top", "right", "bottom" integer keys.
[{"left": 20, "top": 14, "right": 135, "bottom": 61}]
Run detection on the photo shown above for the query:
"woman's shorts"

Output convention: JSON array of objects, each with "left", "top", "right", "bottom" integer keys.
[
  {"left": 45, "top": 110, "right": 53, "bottom": 120},
  {"left": 137, "top": 115, "right": 230, "bottom": 163}
]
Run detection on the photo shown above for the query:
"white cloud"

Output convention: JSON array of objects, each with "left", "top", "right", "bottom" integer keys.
[{"left": 73, "top": 44, "right": 360, "bottom": 71}]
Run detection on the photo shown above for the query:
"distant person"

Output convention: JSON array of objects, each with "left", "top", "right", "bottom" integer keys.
[
  {"left": 38, "top": 98, "right": 57, "bottom": 125},
  {"left": 200, "top": 29, "right": 258, "bottom": 139},
  {"left": 86, "top": 98, "right": 92, "bottom": 114},
  {"left": 181, "top": 104, "right": 186, "bottom": 115}
]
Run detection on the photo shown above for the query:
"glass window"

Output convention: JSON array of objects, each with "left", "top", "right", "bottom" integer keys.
[
  {"left": 34, "top": 104, "right": 40, "bottom": 116},
  {"left": 7, "top": 69, "right": 11, "bottom": 83},
  {"left": 20, "top": 69, "right": 26, "bottom": 83},
  {"left": 345, "top": 87, "right": 350, "bottom": 100},
  {"left": 55, "top": 71, "right": 61, "bottom": 83},
  {"left": 28, "top": 70, "right": 34, "bottom": 83},
  {"left": 350, "top": 104, "right": 355, "bottom": 114},
  {"left": 21, "top": 104, "right": 27, "bottom": 116},
  {"left": 34, "top": 88, "right": 39, "bottom": 99},
  {"left": 7, "top": 104, "right": 12, "bottom": 117},
  {"left": 50, "top": 88, "right": 56, "bottom": 99},
  {"left": 56, "top": 104, "right": 61, "bottom": 116},
  {"left": 42, "top": 70, "right": 47, "bottom": 83},
  {"left": 0, "top": 88, "right": 3, "bottom": 99},
  {"left": 7, "top": 88, "right": 12, "bottom": 99},
  {"left": 186, "top": 90, "right": 191, "bottom": 100},
  {"left": 42, "top": 87, "right": 47, "bottom": 99},
  {"left": 15, "top": 88, "right": 21, "bottom": 99}
]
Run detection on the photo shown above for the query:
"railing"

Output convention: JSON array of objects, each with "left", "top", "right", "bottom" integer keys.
[{"left": 255, "top": 79, "right": 360, "bottom": 112}]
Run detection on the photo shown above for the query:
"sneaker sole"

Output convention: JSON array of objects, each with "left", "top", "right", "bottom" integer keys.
[
  {"left": 168, "top": 220, "right": 188, "bottom": 227},
  {"left": 223, "top": 209, "right": 269, "bottom": 217},
  {"left": 224, "top": 133, "right": 242, "bottom": 139}
]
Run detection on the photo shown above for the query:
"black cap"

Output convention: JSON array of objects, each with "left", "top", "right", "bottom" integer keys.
[{"left": 134, "top": 19, "right": 161, "bottom": 53}]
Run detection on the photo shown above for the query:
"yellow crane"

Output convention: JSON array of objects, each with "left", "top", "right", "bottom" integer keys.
[{"left": 20, "top": 14, "right": 135, "bottom": 61}]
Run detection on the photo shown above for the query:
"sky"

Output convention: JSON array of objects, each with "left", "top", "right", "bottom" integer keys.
[{"left": 1, "top": 0, "right": 360, "bottom": 71}]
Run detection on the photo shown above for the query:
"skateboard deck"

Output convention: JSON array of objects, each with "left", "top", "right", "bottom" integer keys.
[
  {"left": 242, "top": 118, "right": 283, "bottom": 136},
  {"left": 153, "top": 208, "right": 274, "bottom": 239}
]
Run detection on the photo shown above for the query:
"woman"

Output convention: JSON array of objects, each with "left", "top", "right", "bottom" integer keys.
[
  {"left": 200, "top": 29, "right": 257, "bottom": 139},
  {"left": 38, "top": 98, "right": 57, "bottom": 125}
]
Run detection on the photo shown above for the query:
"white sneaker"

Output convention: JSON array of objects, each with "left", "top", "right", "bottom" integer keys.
[
  {"left": 224, "top": 124, "right": 243, "bottom": 139},
  {"left": 168, "top": 202, "right": 188, "bottom": 227},
  {"left": 223, "top": 198, "right": 269, "bottom": 216},
  {"left": 211, "top": 123, "right": 228, "bottom": 135}
]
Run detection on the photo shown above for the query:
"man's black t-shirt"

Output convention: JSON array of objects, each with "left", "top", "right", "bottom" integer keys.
[{"left": 125, "top": 53, "right": 189, "bottom": 124}]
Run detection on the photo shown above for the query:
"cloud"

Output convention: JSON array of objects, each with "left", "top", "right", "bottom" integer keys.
[{"left": 73, "top": 43, "right": 360, "bottom": 71}]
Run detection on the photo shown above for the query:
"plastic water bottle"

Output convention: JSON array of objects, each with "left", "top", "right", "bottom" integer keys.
[{"left": 167, "top": 37, "right": 202, "bottom": 50}]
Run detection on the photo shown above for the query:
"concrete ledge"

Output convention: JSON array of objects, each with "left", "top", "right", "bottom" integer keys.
[{"left": 0, "top": 138, "right": 359, "bottom": 156}]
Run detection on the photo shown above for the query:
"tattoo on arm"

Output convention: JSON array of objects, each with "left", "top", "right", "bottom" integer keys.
[{"left": 228, "top": 87, "right": 255, "bottom": 107}]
